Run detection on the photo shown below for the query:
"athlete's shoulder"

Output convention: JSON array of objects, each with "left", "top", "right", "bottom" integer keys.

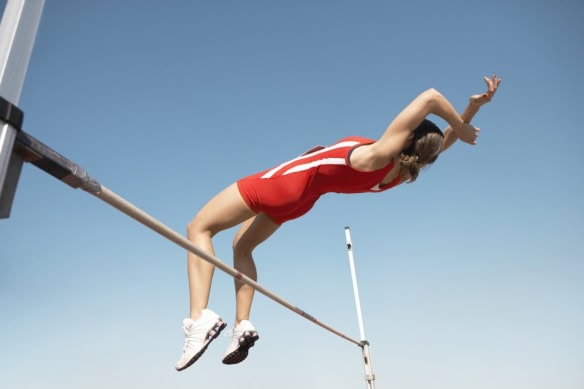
[{"left": 334, "top": 136, "right": 376, "bottom": 145}]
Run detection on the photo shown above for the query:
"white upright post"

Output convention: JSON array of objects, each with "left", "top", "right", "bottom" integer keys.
[
  {"left": 0, "top": 0, "right": 45, "bottom": 217},
  {"left": 345, "top": 226, "right": 376, "bottom": 389}
]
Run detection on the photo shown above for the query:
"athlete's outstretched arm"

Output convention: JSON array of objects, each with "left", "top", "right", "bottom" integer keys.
[
  {"left": 441, "top": 75, "right": 502, "bottom": 152},
  {"left": 354, "top": 88, "right": 477, "bottom": 170}
]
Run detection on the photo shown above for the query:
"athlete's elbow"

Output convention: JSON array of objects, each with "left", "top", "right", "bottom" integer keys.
[
  {"left": 422, "top": 88, "right": 441, "bottom": 103},
  {"left": 420, "top": 88, "right": 447, "bottom": 114}
]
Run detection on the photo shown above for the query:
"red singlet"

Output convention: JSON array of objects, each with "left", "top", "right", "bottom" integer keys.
[{"left": 237, "top": 136, "right": 401, "bottom": 224}]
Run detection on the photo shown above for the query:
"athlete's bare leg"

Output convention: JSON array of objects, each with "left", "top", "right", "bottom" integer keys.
[
  {"left": 186, "top": 183, "right": 255, "bottom": 320},
  {"left": 231, "top": 214, "right": 280, "bottom": 325}
]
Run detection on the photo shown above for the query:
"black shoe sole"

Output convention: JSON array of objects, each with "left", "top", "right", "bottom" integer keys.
[{"left": 222, "top": 331, "right": 259, "bottom": 365}]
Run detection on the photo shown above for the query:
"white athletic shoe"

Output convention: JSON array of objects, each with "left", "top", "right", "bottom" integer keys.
[
  {"left": 175, "top": 309, "right": 227, "bottom": 371},
  {"left": 222, "top": 320, "right": 259, "bottom": 365}
]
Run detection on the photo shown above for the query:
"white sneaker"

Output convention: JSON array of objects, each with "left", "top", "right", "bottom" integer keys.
[
  {"left": 175, "top": 309, "right": 227, "bottom": 371},
  {"left": 222, "top": 320, "right": 259, "bottom": 365}
]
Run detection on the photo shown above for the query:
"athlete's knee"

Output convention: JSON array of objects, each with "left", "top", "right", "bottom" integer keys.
[
  {"left": 187, "top": 215, "right": 215, "bottom": 240},
  {"left": 233, "top": 226, "right": 269, "bottom": 257},
  {"left": 232, "top": 214, "right": 278, "bottom": 256},
  {"left": 232, "top": 236, "right": 255, "bottom": 258}
]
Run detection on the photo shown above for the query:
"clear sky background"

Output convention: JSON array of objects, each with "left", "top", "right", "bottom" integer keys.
[{"left": 1, "top": 1, "right": 583, "bottom": 388}]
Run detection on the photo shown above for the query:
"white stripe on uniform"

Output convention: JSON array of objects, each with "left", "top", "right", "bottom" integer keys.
[{"left": 260, "top": 140, "right": 359, "bottom": 179}]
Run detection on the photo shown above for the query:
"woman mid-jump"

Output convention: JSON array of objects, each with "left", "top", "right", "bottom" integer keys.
[{"left": 175, "top": 75, "right": 502, "bottom": 371}]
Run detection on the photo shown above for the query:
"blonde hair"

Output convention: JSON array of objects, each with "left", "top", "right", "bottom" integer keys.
[{"left": 399, "top": 119, "right": 444, "bottom": 183}]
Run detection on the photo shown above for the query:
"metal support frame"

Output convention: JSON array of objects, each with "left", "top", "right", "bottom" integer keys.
[
  {"left": 345, "top": 226, "right": 377, "bottom": 389},
  {"left": 0, "top": 0, "right": 45, "bottom": 218}
]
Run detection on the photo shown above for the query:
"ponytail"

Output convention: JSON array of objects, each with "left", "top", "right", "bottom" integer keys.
[{"left": 399, "top": 119, "right": 444, "bottom": 183}]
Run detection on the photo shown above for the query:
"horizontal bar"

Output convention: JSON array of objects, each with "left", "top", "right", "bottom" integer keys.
[
  {"left": 94, "top": 185, "right": 362, "bottom": 346},
  {"left": 12, "top": 129, "right": 362, "bottom": 347}
]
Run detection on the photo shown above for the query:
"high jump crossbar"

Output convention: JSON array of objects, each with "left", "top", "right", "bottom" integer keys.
[{"left": 12, "top": 129, "right": 363, "bottom": 348}]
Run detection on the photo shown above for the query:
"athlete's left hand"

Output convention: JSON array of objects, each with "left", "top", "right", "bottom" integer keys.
[{"left": 454, "top": 122, "right": 480, "bottom": 145}]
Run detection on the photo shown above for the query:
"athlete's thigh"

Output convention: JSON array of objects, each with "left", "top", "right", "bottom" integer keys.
[{"left": 193, "top": 183, "right": 256, "bottom": 234}]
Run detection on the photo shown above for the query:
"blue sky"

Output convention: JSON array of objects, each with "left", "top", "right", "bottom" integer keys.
[{"left": 1, "top": 1, "right": 583, "bottom": 388}]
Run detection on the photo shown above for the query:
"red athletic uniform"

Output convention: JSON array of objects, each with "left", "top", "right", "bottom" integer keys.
[{"left": 237, "top": 136, "right": 402, "bottom": 224}]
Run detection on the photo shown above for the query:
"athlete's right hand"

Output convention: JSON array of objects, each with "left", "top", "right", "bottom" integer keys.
[{"left": 469, "top": 75, "right": 502, "bottom": 107}]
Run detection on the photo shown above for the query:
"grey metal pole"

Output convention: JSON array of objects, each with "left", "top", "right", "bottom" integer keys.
[
  {"left": 344, "top": 226, "right": 376, "bottom": 389},
  {"left": 0, "top": 0, "right": 45, "bottom": 217}
]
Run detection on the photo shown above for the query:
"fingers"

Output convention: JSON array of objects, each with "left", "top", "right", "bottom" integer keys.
[
  {"left": 487, "top": 74, "right": 502, "bottom": 91},
  {"left": 481, "top": 74, "right": 502, "bottom": 101},
  {"left": 493, "top": 74, "right": 502, "bottom": 86},
  {"left": 472, "top": 126, "right": 480, "bottom": 145},
  {"left": 457, "top": 123, "right": 480, "bottom": 145}
]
